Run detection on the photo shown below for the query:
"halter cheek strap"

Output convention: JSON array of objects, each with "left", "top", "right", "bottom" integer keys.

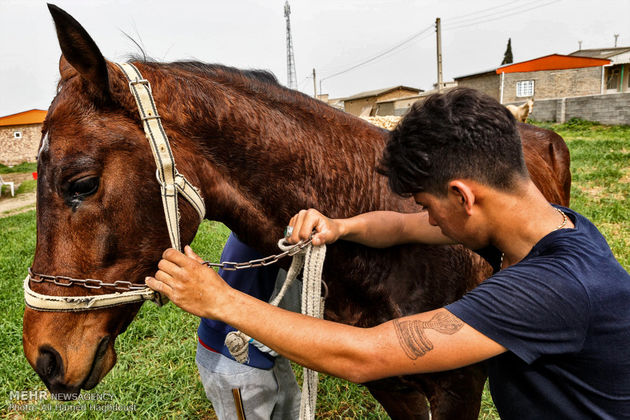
[
  {"left": 116, "top": 62, "right": 206, "bottom": 248},
  {"left": 24, "top": 63, "right": 206, "bottom": 312}
]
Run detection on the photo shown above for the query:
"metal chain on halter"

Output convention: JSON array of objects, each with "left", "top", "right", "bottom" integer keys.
[
  {"left": 27, "top": 238, "right": 314, "bottom": 292},
  {"left": 28, "top": 268, "right": 149, "bottom": 291},
  {"left": 204, "top": 238, "right": 314, "bottom": 271}
]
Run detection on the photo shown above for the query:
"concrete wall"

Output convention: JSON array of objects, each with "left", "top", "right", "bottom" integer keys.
[
  {"left": 344, "top": 88, "right": 419, "bottom": 116},
  {"left": 0, "top": 123, "right": 41, "bottom": 165},
  {"left": 523, "top": 92, "right": 630, "bottom": 124},
  {"left": 375, "top": 102, "right": 395, "bottom": 116},
  {"left": 455, "top": 73, "right": 501, "bottom": 101},
  {"left": 344, "top": 97, "right": 378, "bottom": 116},
  {"left": 502, "top": 67, "right": 603, "bottom": 103}
]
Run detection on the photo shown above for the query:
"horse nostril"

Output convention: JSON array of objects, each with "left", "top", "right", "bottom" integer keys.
[
  {"left": 36, "top": 346, "right": 63, "bottom": 382},
  {"left": 95, "top": 335, "right": 110, "bottom": 362}
]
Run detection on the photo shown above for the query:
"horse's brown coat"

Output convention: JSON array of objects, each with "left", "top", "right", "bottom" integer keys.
[{"left": 24, "top": 5, "right": 570, "bottom": 418}]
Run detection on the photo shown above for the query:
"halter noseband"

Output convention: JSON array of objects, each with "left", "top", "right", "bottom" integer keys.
[{"left": 24, "top": 62, "right": 206, "bottom": 312}]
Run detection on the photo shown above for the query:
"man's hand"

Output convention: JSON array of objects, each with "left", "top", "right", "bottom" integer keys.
[
  {"left": 146, "top": 245, "right": 232, "bottom": 319},
  {"left": 287, "top": 208, "right": 343, "bottom": 246}
]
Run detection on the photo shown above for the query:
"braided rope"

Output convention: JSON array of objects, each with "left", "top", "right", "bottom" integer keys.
[{"left": 224, "top": 238, "right": 326, "bottom": 420}]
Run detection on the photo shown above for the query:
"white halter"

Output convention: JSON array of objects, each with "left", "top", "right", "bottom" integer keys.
[{"left": 24, "top": 62, "right": 205, "bottom": 312}]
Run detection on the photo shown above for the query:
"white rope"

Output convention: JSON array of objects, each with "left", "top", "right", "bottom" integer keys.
[{"left": 224, "top": 237, "right": 326, "bottom": 420}]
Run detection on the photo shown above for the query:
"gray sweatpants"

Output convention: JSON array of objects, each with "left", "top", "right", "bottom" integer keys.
[
  {"left": 195, "top": 270, "right": 303, "bottom": 420},
  {"left": 196, "top": 343, "right": 301, "bottom": 420}
]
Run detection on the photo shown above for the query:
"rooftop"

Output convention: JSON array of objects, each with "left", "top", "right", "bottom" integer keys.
[
  {"left": 342, "top": 85, "right": 422, "bottom": 101},
  {"left": 0, "top": 109, "right": 47, "bottom": 127},
  {"left": 496, "top": 54, "right": 610, "bottom": 74},
  {"left": 569, "top": 46, "right": 630, "bottom": 59}
]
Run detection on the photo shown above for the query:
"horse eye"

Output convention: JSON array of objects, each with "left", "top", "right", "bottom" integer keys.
[{"left": 68, "top": 176, "right": 99, "bottom": 198}]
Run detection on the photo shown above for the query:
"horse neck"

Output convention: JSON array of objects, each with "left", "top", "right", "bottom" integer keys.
[{"left": 145, "top": 63, "right": 393, "bottom": 253}]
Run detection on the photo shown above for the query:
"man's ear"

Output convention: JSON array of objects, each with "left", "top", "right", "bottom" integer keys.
[{"left": 448, "top": 180, "right": 475, "bottom": 215}]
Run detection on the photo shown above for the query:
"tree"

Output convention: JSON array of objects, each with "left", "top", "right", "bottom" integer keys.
[{"left": 501, "top": 38, "right": 513, "bottom": 65}]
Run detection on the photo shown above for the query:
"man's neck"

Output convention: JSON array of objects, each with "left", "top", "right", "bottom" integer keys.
[{"left": 487, "top": 182, "right": 573, "bottom": 267}]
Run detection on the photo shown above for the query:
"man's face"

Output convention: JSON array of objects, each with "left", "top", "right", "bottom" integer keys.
[
  {"left": 413, "top": 189, "right": 487, "bottom": 249},
  {"left": 413, "top": 191, "right": 459, "bottom": 237}
]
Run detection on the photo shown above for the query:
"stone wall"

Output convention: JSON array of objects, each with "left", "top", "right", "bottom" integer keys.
[
  {"left": 0, "top": 123, "right": 42, "bottom": 166},
  {"left": 502, "top": 67, "right": 603, "bottom": 103},
  {"left": 520, "top": 92, "right": 630, "bottom": 124}
]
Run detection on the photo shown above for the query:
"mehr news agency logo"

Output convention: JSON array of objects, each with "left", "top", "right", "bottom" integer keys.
[{"left": 7, "top": 390, "right": 136, "bottom": 412}]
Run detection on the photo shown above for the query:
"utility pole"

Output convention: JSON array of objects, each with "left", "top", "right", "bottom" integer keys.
[
  {"left": 578, "top": 40, "right": 582, "bottom": 51},
  {"left": 312, "top": 68, "right": 317, "bottom": 98},
  {"left": 435, "top": 17, "right": 443, "bottom": 92},
  {"left": 614, "top": 34, "right": 619, "bottom": 47}
]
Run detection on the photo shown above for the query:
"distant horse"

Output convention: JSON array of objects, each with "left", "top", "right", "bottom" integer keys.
[
  {"left": 23, "top": 5, "right": 570, "bottom": 419},
  {"left": 507, "top": 98, "right": 535, "bottom": 122}
]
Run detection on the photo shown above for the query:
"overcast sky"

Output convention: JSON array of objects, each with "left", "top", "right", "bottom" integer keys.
[{"left": 0, "top": 0, "right": 627, "bottom": 116}]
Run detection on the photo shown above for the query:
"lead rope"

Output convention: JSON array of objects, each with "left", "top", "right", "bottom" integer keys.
[{"left": 224, "top": 238, "right": 326, "bottom": 420}]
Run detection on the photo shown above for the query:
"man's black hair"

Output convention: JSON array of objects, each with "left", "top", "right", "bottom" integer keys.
[{"left": 378, "top": 87, "right": 529, "bottom": 196}]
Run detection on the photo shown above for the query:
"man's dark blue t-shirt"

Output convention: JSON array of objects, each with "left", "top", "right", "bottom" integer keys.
[
  {"left": 446, "top": 206, "right": 630, "bottom": 419},
  {"left": 197, "top": 233, "right": 279, "bottom": 369}
]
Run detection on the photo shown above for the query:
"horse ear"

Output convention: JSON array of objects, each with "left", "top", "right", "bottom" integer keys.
[{"left": 47, "top": 3, "right": 110, "bottom": 99}]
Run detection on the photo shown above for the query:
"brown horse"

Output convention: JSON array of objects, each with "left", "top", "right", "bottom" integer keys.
[{"left": 24, "top": 5, "right": 570, "bottom": 418}]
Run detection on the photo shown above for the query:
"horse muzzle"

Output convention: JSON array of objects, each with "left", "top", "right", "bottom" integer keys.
[{"left": 33, "top": 335, "right": 112, "bottom": 399}]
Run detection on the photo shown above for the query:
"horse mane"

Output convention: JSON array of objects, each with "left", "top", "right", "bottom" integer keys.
[
  {"left": 128, "top": 54, "right": 280, "bottom": 85},
  {"left": 169, "top": 61, "right": 280, "bottom": 86},
  {"left": 128, "top": 55, "right": 335, "bottom": 116}
]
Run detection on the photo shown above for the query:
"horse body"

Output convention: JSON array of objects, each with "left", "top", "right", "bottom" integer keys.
[{"left": 24, "top": 5, "right": 570, "bottom": 418}]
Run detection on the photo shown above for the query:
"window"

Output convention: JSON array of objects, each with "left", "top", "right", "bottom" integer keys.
[
  {"left": 13, "top": 131, "right": 22, "bottom": 139},
  {"left": 516, "top": 80, "right": 534, "bottom": 97}
]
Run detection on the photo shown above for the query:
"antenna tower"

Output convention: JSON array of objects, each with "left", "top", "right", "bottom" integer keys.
[{"left": 284, "top": 1, "right": 297, "bottom": 89}]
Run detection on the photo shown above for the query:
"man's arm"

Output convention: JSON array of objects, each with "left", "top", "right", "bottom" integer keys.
[
  {"left": 146, "top": 247, "right": 504, "bottom": 383},
  {"left": 287, "top": 209, "right": 455, "bottom": 248}
]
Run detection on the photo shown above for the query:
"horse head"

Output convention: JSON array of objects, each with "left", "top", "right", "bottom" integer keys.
[{"left": 23, "top": 4, "right": 203, "bottom": 398}]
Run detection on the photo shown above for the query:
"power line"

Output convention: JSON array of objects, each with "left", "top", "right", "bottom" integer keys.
[
  {"left": 446, "top": 0, "right": 523, "bottom": 24},
  {"left": 317, "top": 0, "right": 561, "bottom": 86},
  {"left": 298, "top": 75, "right": 312, "bottom": 91},
  {"left": 320, "top": 24, "right": 433, "bottom": 82},
  {"left": 444, "top": 0, "right": 561, "bottom": 31}
]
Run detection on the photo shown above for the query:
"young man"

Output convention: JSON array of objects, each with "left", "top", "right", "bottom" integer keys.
[{"left": 147, "top": 88, "right": 630, "bottom": 419}]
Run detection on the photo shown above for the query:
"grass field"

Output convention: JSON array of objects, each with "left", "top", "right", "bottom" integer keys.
[{"left": 0, "top": 120, "right": 628, "bottom": 419}]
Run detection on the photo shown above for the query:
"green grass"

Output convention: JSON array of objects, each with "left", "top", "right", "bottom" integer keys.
[
  {"left": 1, "top": 120, "right": 628, "bottom": 418},
  {"left": 14, "top": 179, "right": 37, "bottom": 195},
  {"left": 0, "top": 162, "right": 37, "bottom": 174},
  {"left": 536, "top": 119, "right": 630, "bottom": 269}
]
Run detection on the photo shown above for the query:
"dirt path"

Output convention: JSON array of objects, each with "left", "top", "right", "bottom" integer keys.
[
  {"left": 0, "top": 192, "right": 36, "bottom": 218},
  {"left": 0, "top": 173, "right": 37, "bottom": 218}
]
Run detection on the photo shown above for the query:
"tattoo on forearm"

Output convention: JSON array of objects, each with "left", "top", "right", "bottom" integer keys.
[{"left": 393, "top": 311, "right": 464, "bottom": 360}]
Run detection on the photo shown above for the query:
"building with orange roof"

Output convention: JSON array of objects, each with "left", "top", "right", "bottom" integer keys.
[
  {"left": 452, "top": 49, "right": 629, "bottom": 125},
  {"left": 0, "top": 109, "right": 47, "bottom": 166},
  {"left": 455, "top": 54, "right": 611, "bottom": 104}
]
